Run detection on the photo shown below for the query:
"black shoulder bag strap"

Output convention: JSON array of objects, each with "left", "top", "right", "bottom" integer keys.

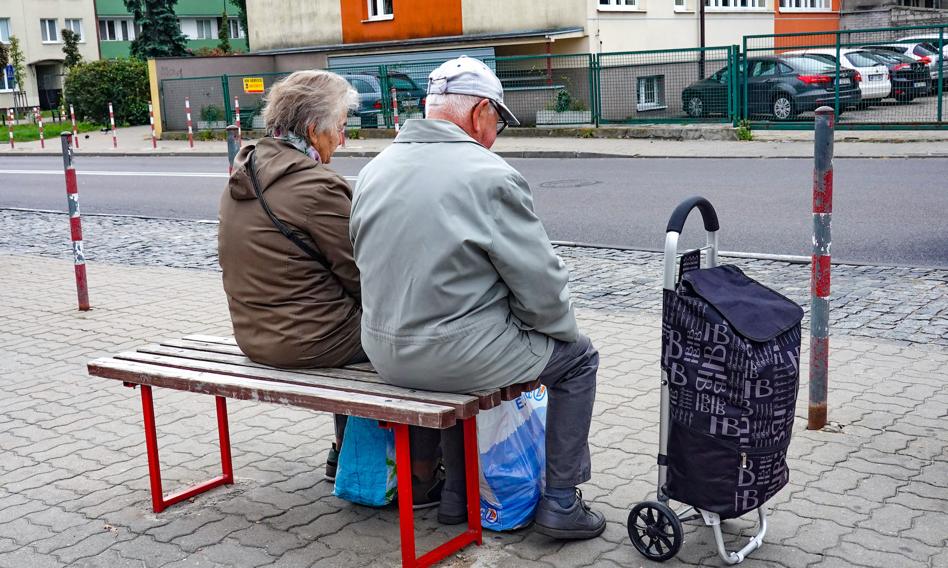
[{"left": 246, "top": 148, "right": 332, "bottom": 270}]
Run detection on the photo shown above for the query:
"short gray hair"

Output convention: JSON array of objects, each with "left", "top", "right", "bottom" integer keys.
[
  {"left": 426, "top": 93, "right": 484, "bottom": 118},
  {"left": 262, "top": 70, "right": 358, "bottom": 139}
]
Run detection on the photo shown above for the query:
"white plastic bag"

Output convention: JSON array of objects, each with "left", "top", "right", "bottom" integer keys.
[{"left": 478, "top": 385, "right": 548, "bottom": 531}]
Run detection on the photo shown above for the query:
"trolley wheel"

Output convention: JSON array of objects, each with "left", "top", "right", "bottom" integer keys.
[{"left": 627, "top": 501, "right": 683, "bottom": 562}]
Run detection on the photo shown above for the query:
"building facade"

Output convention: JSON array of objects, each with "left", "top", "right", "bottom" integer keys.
[
  {"left": 95, "top": 0, "right": 248, "bottom": 59},
  {"left": 841, "top": 0, "right": 948, "bottom": 28},
  {"left": 0, "top": 0, "right": 100, "bottom": 110}
]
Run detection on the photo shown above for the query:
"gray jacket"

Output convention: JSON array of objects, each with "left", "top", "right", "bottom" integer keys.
[{"left": 350, "top": 119, "right": 578, "bottom": 392}]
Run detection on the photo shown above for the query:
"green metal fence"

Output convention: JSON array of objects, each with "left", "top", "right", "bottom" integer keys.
[
  {"left": 598, "top": 46, "right": 739, "bottom": 125},
  {"left": 156, "top": 24, "right": 948, "bottom": 133},
  {"left": 743, "top": 24, "right": 947, "bottom": 129}
]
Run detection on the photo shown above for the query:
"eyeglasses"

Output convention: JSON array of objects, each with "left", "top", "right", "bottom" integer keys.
[
  {"left": 472, "top": 100, "right": 508, "bottom": 136},
  {"left": 490, "top": 101, "right": 509, "bottom": 135}
]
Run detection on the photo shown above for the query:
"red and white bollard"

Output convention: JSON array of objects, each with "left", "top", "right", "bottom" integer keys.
[
  {"left": 185, "top": 97, "right": 194, "bottom": 148},
  {"left": 108, "top": 102, "right": 117, "bottom": 148},
  {"left": 34, "top": 107, "right": 45, "bottom": 149},
  {"left": 70, "top": 104, "right": 79, "bottom": 149},
  {"left": 808, "top": 107, "right": 833, "bottom": 431},
  {"left": 7, "top": 108, "right": 14, "bottom": 149},
  {"left": 390, "top": 87, "right": 400, "bottom": 133},
  {"left": 60, "top": 132, "right": 90, "bottom": 311},
  {"left": 234, "top": 97, "right": 241, "bottom": 142},
  {"left": 148, "top": 102, "right": 157, "bottom": 149}
]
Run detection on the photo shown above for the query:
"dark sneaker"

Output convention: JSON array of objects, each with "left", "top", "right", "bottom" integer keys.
[
  {"left": 412, "top": 468, "right": 445, "bottom": 510},
  {"left": 324, "top": 443, "right": 339, "bottom": 482},
  {"left": 437, "top": 487, "right": 468, "bottom": 525},
  {"left": 534, "top": 489, "right": 605, "bottom": 540}
]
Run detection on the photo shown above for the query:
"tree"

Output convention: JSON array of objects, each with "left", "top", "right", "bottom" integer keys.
[
  {"left": 8, "top": 36, "right": 25, "bottom": 92},
  {"left": 217, "top": 8, "right": 231, "bottom": 54},
  {"left": 124, "top": 0, "right": 189, "bottom": 59},
  {"left": 64, "top": 59, "right": 150, "bottom": 126},
  {"left": 62, "top": 29, "right": 84, "bottom": 69},
  {"left": 233, "top": 0, "right": 248, "bottom": 48},
  {"left": 0, "top": 42, "right": 8, "bottom": 69}
]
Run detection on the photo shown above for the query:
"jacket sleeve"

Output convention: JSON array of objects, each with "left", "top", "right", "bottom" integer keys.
[
  {"left": 303, "top": 174, "right": 361, "bottom": 302},
  {"left": 487, "top": 171, "right": 578, "bottom": 342}
]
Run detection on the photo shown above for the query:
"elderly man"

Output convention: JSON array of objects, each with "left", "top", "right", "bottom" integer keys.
[{"left": 350, "top": 56, "right": 603, "bottom": 539}]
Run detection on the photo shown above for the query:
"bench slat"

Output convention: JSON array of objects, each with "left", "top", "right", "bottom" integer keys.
[
  {"left": 114, "top": 351, "right": 480, "bottom": 419},
  {"left": 175, "top": 336, "right": 536, "bottom": 407},
  {"left": 89, "top": 358, "right": 456, "bottom": 429}
]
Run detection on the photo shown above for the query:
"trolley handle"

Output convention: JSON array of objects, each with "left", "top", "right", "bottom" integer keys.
[{"left": 666, "top": 196, "right": 720, "bottom": 234}]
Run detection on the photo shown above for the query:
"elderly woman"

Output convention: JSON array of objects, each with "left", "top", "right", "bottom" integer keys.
[{"left": 218, "top": 70, "right": 441, "bottom": 504}]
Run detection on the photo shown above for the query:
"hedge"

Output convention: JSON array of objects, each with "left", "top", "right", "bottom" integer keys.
[{"left": 63, "top": 59, "right": 150, "bottom": 126}]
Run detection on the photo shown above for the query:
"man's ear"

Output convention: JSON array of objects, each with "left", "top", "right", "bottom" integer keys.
[{"left": 471, "top": 99, "right": 490, "bottom": 134}]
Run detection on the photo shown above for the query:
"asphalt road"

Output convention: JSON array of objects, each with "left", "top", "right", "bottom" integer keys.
[{"left": 1, "top": 155, "right": 946, "bottom": 267}]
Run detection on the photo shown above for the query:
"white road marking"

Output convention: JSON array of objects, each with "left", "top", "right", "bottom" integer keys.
[{"left": 0, "top": 169, "right": 359, "bottom": 181}]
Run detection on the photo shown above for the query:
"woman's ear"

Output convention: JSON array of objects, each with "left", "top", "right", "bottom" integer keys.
[{"left": 307, "top": 124, "right": 320, "bottom": 147}]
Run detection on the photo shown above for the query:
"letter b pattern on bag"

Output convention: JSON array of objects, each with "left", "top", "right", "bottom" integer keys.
[{"left": 661, "top": 283, "right": 801, "bottom": 520}]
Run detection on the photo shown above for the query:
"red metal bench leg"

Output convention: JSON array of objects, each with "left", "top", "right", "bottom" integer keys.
[
  {"left": 138, "top": 386, "right": 235, "bottom": 513},
  {"left": 388, "top": 419, "right": 482, "bottom": 568}
]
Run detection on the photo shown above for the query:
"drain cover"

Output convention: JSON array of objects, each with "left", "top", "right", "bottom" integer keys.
[{"left": 539, "top": 179, "right": 602, "bottom": 189}]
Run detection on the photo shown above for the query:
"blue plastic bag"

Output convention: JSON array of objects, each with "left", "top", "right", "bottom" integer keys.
[
  {"left": 333, "top": 416, "right": 397, "bottom": 507},
  {"left": 478, "top": 385, "right": 548, "bottom": 531}
]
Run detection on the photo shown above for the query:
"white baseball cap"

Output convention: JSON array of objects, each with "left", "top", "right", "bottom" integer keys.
[{"left": 427, "top": 56, "right": 520, "bottom": 127}]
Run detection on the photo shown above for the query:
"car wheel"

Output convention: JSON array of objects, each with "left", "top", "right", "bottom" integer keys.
[
  {"left": 772, "top": 94, "right": 796, "bottom": 121},
  {"left": 686, "top": 95, "right": 705, "bottom": 118}
]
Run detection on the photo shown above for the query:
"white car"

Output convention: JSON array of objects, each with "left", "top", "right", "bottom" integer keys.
[
  {"left": 898, "top": 35, "right": 948, "bottom": 60},
  {"left": 783, "top": 48, "right": 891, "bottom": 103},
  {"left": 864, "top": 42, "right": 943, "bottom": 84}
]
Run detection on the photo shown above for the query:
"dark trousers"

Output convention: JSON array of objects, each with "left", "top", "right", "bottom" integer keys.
[
  {"left": 442, "top": 333, "right": 598, "bottom": 490},
  {"left": 334, "top": 348, "right": 441, "bottom": 464}
]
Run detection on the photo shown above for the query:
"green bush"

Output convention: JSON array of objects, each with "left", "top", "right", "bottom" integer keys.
[
  {"left": 63, "top": 59, "right": 150, "bottom": 126},
  {"left": 200, "top": 104, "right": 223, "bottom": 122}
]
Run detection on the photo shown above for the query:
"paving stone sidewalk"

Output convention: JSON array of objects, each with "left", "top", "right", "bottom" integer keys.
[{"left": 0, "top": 253, "right": 946, "bottom": 568}]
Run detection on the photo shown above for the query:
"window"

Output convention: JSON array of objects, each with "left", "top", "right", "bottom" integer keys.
[
  {"left": 1, "top": 64, "right": 15, "bottom": 92},
  {"left": 845, "top": 52, "right": 881, "bottom": 68},
  {"left": 675, "top": 0, "right": 689, "bottom": 9},
  {"left": 196, "top": 19, "right": 213, "bottom": 39},
  {"left": 637, "top": 75, "right": 666, "bottom": 111},
  {"left": 349, "top": 78, "right": 376, "bottom": 94},
  {"left": 41, "top": 18, "right": 59, "bottom": 42},
  {"left": 99, "top": 18, "right": 135, "bottom": 41},
  {"left": 779, "top": 0, "right": 829, "bottom": 9},
  {"left": 228, "top": 18, "right": 242, "bottom": 39},
  {"left": 0, "top": 18, "right": 10, "bottom": 43},
  {"left": 599, "top": 0, "right": 639, "bottom": 9},
  {"left": 705, "top": 0, "right": 767, "bottom": 8},
  {"left": 750, "top": 60, "right": 778, "bottom": 77},
  {"left": 368, "top": 0, "right": 394, "bottom": 20},
  {"left": 65, "top": 18, "right": 83, "bottom": 41}
]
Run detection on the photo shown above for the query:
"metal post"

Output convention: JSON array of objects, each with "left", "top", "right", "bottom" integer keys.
[
  {"left": 70, "top": 104, "right": 78, "bottom": 148},
  {"left": 108, "top": 102, "right": 117, "bottom": 148},
  {"left": 35, "top": 107, "right": 44, "bottom": 149},
  {"left": 234, "top": 96, "right": 241, "bottom": 142},
  {"left": 7, "top": 108, "right": 14, "bottom": 149},
  {"left": 833, "top": 34, "right": 841, "bottom": 118},
  {"left": 149, "top": 102, "right": 157, "bottom": 149},
  {"left": 61, "top": 132, "right": 90, "bottom": 311},
  {"left": 226, "top": 125, "right": 240, "bottom": 174},
  {"left": 938, "top": 28, "right": 944, "bottom": 123},
  {"left": 808, "top": 107, "right": 833, "bottom": 431},
  {"left": 185, "top": 97, "right": 194, "bottom": 148},
  {"left": 391, "top": 87, "right": 400, "bottom": 133}
]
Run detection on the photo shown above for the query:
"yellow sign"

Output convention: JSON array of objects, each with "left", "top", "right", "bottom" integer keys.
[{"left": 243, "top": 77, "right": 264, "bottom": 94}]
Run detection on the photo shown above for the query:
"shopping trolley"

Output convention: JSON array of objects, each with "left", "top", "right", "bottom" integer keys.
[{"left": 628, "top": 196, "right": 804, "bottom": 564}]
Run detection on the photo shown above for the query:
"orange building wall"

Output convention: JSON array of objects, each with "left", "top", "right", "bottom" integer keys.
[
  {"left": 340, "top": 0, "right": 463, "bottom": 44},
  {"left": 774, "top": 0, "right": 841, "bottom": 36}
]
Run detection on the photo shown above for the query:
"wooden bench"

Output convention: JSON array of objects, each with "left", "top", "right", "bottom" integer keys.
[{"left": 87, "top": 334, "right": 539, "bottom": 568}]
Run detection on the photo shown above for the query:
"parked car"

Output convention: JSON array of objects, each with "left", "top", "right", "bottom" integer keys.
[
  {"left": 339, "top": 71, "right": 427, "bottom": 127},
  {"left": 862, "top": 50, "right": 932, "bottom": 101},
  {"left": 682, "top": 55, "right": 861, "bottom": 121},
  {"left": 783, "top": 49, "right": 890, "bottom": 105},
  {"left": 863, "top": 43, "right": 943, "bottom": 86},
  {"left": 898, "top": 34, "right": 948, "bottom": 59}
]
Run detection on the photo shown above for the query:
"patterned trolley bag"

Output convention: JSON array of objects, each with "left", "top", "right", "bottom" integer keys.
[{"left": 662, "top": 264, "right": 804, "bottom": 519}]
